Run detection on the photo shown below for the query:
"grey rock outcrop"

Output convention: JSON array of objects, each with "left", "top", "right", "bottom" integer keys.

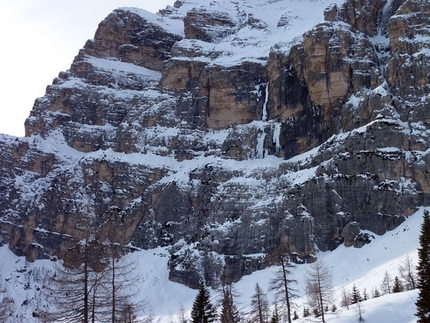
[{"left": 184, "top": 8, "right": 238, "bottom": 42}]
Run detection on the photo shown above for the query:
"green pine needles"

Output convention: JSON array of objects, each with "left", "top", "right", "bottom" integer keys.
[
  {"left": 191, "top": 282, "right": 217, "bottom": 323},
  {"left": 416, "top": 210, "right": 430, "bottom": 322}
]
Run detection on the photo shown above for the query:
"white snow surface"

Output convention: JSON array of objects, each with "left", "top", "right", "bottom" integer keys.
[
  {"left": 1, "top": 207, "right": 425, "bottom": 322},
  {"left": 120, "top": 0, "right": 347, "bottom": 66},
  {"left": 116, "top": 6, "right": 185, "bottom": 36},
  {"left": 83, "top": 56, "right": 162, "bottom": 80}
]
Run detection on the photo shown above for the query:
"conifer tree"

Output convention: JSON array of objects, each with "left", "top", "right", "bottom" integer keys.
[
  {"left": 372, "top": 287, "right": 381, "bottom": 298},
  {"left": 340, "top": 289, "right": 350, "bottom": 309},
  {"left": 302, "top": 307, "right": 310, "bottom": 318},
  {"left": 270, "top": 304, "right": 280, "bottom": 323},
  {"left": 380, "top": 271, "right": 392, "bottom": 295},
  {"left": 101, "top": 243, "right": 141, "bottom": 323},
  {"left": 398, "top": 254, "right": 416, "bottom": 291},
  {"left": 392, "top": 276, "right": 403, "bottom": 293},
  {"left": 44, "top": 240, "right": 143, "bottom": 323},
  {"left": 249, "top": 283, "right": 269, "bottom": 323},
  {"left": 416, "top": 210, "right": 430, "bottom": 322},
  {"left": 191, "top": 282, "right": 217, "bottom": 323},
  {"left": 305, "top": 259, "right": 332, "bottom": 323},
  {"left": 219, "top": 285, "right": 240, "bottom": 323},
  {"left": 41, "top": 239, "right": 100, "bottom": 323},
  {"left": 269, "top": 254, "right": 297, "bottom": 323},
  {"left": 350, "top": 284, "right": 362, "bottom": 304},
  {"left": 362, "top": 287, "right": 369, "bottom": 301}
]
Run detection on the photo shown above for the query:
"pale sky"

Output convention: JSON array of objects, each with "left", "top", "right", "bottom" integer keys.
[{"left": 0, "top": 0, "right": 173, "bottom": 137}]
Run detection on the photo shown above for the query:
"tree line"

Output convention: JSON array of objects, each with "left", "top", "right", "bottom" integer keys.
[
  {"left": 0, "top": 241, "right": 421, "bottom": 323},
  {"left": 189, "top": 256, "right": 332, "bottom": 323},
  {"left": 1, "top": 210, "right": 430, "bottom": 322},
  {"left": 190, "top": 209, "right": 430, "bottom": 323},
  {"left": 36, "top": 239, "right": 143, "bottom": 323},
  {"left": 190, "top": 251, "right": 421, "bottom": 323}
]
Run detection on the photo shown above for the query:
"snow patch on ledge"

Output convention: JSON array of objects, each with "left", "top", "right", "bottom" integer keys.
[
  {"left": 116, "top": 7, "right": 185, "bottom": 36},
  {"left": 83, "top": 55, "right": 162, "bottom": 80}
]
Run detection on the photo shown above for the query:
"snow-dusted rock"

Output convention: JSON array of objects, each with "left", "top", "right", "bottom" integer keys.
[{"left": 1, "top": 0, "right": 430, "bottom": 289}]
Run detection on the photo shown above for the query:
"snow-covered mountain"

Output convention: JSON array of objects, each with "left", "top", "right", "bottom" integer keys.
[{"left": 0, "top": 0, "right": 429, "bottom": 308}]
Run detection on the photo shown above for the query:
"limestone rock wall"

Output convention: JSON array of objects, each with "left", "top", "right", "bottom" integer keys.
[{"left": 84, "top": 9, "right": 183, "bottom": 71}]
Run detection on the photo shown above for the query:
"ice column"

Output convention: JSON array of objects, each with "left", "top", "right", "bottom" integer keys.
[{"left": 256, "top": 83, "right": 269, "bottom": 159}]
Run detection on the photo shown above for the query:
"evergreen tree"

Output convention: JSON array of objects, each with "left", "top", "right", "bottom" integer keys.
[
  {"left": 219, "top": 285, "right": 240, "bottom": 323},
  {"left": 302, "top": 307, "right": 310, "bottom": 318},
  {"left": 362, "top": 287, "right": 369, "bottom": 301},
  {"left": 312, "top": 307, "right": 320, "bottom": 318},
  {"left": 392, "top": 276, "right": 403, "bottom": 293},
  {"left": 270, "top": 304, "right": 280, "bottom": 323},
  {"left": 350, "top": 284, "right": 362, "bottom": 304},
  {"left": 380, "top": 271, "right": 392, "bottom": 295},
  {"left": 416, "top": 210, "right": 430, "bottom": 322},
  {"left": 372, "top": 287, "right": 381, "bottom": 298},
  {"left": 191, "top": 282, "right": 217, "bottom": 323},
  {"left": 292, "top": 310, "right": 299, "bottom": 320}
]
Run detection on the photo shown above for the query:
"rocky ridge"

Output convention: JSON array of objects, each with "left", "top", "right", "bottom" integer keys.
[{"left": 0, "top": 0, "right": 429, "bottom": 288}]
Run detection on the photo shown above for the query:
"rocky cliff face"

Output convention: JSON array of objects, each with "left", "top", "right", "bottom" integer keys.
[{"left": 1, "top": 0, "right": 429, "bottom": 288}]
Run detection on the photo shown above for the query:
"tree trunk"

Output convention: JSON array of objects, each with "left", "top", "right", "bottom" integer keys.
[
  {"left": 281, "top": 258, "right": 292, "bottom": 323},
  {"left": 111, "top": 257, "right": 116, "bottom": 323},
  {"left": 84, "top": 252, "right": 89, "bottom": 323},
  {"left": 318, "top": 275, "right": 325, "bottom": 323}
]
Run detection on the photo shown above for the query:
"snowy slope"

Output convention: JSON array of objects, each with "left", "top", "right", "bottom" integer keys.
[
  {"left": 153, "top": 0, "right": 346, "bottom": 66},
  {"left": 233, "top": 207, "right": 423, "bottom": 322},
  {"left": 1, "top": 207, "right": 424, "bottom": 322}
]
